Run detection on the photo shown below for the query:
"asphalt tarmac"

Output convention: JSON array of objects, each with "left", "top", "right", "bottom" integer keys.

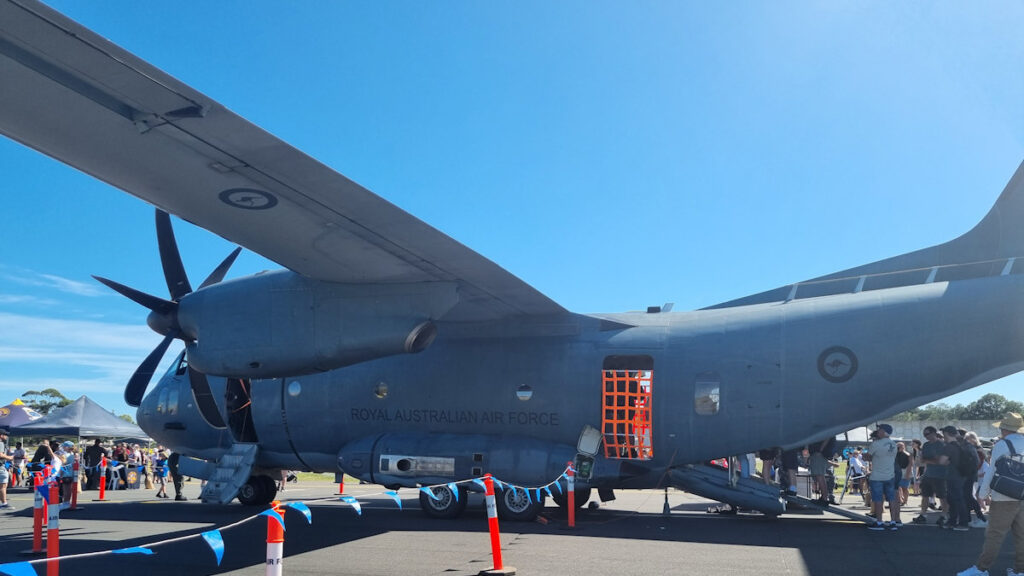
[{"left": 0, "top": 480, "right": 1014, "bottom": 576}]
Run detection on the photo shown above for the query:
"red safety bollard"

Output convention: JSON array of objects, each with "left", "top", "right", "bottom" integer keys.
[
  {"left": 337, "top": 477, "right": 344, "bottom": 495},
  {"left": 47, "top": 482, "right": 60, "bottom": 576},
  {"left": 68, "top": 458, "right": 82, "bottom": 511},
  {"left": 97, "top": 456, "right": 106, "bottom": 501},
  {"left": 566, "top": 461, "right": 576, "bottom": 529},
  {"left": 20, "top": 472, "right": 45, "bottom": 556},
  {"left": 266, "top": 500, "right": 285, "bottom": 576},
  {"left": 478, "top": 474, "right": 515, "bottom": 576}
]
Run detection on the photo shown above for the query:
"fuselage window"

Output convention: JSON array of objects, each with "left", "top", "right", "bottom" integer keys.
[
  {"left": 601, "top": 355, "right": 654, "bottom": 460},
  {"left": 694, "top": 373, "right": 720, "bottom": 415}
]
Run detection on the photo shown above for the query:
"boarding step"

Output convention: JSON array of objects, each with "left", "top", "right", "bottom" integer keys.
[
  {"left": 200, "top": 443, "right": 259, "bottom": 505},
  {"left": 669, "top": 464, "right": 786, "bottom": 516},
  {"left": 782, "top": 493, "right": 878, "bottom": 523}
]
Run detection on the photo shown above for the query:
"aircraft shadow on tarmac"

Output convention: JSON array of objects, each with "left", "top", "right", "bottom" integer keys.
[{"left": 0, "top": 497, "right": 1007, "bottom": 576}]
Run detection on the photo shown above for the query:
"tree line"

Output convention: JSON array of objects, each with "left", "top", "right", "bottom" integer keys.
[{"left": 890, "top": 393, "right": 1024, "bottom": 421}]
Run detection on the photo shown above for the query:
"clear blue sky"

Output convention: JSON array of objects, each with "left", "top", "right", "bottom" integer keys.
[{"left": 1, "top": 2, "right": 1023, "bottom": 418}]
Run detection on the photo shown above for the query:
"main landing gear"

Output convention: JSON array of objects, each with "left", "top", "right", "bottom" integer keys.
[{"left": 237, "top": 474, "right": 278, "bottom": 506}]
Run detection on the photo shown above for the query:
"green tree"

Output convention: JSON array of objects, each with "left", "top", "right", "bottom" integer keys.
[
  {"left": 21, "top": 388, "right": 72, "bottom": 415},
  {"left": 117, "top": 413, "right": 136, "bottom": 424}
]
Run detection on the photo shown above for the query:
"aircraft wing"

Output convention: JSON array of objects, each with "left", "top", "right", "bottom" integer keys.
[{"left": 0, "top": 0, "right": 564, "bottom": 322}]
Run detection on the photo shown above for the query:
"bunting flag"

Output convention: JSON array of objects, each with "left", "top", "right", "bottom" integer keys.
[
  {"left": 284, "top": 502, "right": 313, "bottom": 524},
  {"left": 259, "top": 508, "right": 286, "bottom": 531},
  {"left": 543, "top": 486, "right": 553, "bottom": 499},
  {"left": 419, "top": 487, "right": 439, "bottom": 501},
  {"left": 0, "top": 562, "right": 38, "bottom": 576},
  {"left": 201, "top": 530, "right": 225, "bottom": 566},
  {"left": 553, "top": 481, "right": 563, "bottom": 494},
  {"left": 492, "top": 478, "right": 504, "bottom": 490},
  {"left": 385, "top": 490, "right": 402, "bottom": 510},
  {"left": 339, "top": 496, "right": 362, "bottom": 515},
  {"left": 112, "top": 547, "right": 154, "bottom": 555},
  {"left": 447, "top": 483, "right": 459, "bottom": 501},
  {"left": 472, "top": 478, "right": 486, "bottom": 491},
  {"left": 534, "top": 488, "right": 542, "bottom": 502},
  {"left": 37, "top": 483, "right": 49, "bottom": 504}
]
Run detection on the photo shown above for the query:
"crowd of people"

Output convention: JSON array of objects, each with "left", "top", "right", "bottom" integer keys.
[{"left": 0, "top": 435, "right": 189, "bottom": 505}]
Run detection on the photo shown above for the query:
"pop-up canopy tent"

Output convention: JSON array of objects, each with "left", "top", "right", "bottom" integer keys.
[
  {"left": 11, "top": 395, "right": 147, "bottom": 439},
  {"left": 0, "top": 399, "right": 43, "bottom": 431}
]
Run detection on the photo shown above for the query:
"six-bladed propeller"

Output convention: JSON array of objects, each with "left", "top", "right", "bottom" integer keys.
[{"left": 94, "top": 209, "right": 240, "bottom": 428}]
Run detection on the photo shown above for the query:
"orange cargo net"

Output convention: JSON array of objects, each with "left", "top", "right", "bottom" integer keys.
[{"left": 601, "top": 369, "right": 653, "bottom": 460}]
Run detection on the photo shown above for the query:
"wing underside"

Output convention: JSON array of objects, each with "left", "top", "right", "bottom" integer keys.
[{"left": 0, "top": 0, "right": 564, "bottom": 322}]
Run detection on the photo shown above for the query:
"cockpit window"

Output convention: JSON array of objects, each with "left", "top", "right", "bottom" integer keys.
[{"left": 174, "top": 351, "right": 188, "bottom": 376}]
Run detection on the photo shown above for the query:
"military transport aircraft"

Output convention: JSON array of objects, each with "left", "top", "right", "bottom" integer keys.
[{"left": 3, "top": 0, "right": 1024, "bottom": 520}]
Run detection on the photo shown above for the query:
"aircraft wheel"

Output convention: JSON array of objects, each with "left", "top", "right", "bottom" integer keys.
[
  {"left": 258, "top": 474, "right": 278, "bottom": 504},
  {"left": 237, "top": 474, "right": 276, "bottom": 506},
  {"left": 419, "top": 484, "right": 468, "bottom": 519},
  {"left": 237, "top": 476, "right": 266, "bottom": 505},
  {"left": 495, "top": 486, "right": 544, "bottom": 521},
  {"left": 551, "top": 487, "right": 592, "bottom": 510}
]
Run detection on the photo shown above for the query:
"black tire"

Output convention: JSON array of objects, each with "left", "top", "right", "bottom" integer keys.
[
  {"left": 259, "top": 474, "right": 278, "bottom": 503},
  {"left": 237, "top": 476, "right": 265, "bottom": 505},
  {"left": 495, "top": 485, "right": 545, "bottom": 521},
  {"left": 551, "top": 487, "right": 592, "bottom": 510},
  {"left": 237, "top": 474, "right": 276, "bottom": 506},
  {"left": 419, "top": 484, "right": 468, "bottom": 519}
]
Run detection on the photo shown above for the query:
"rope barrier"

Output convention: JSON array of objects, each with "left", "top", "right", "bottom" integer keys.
[{"left": 2, "top": 465, "right": 578, "bottom": 575}]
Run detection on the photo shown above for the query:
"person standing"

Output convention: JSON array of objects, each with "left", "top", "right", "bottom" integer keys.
[
  {"left": 957, "top": 413, "right": 1024, "bottom": 576},
  {"left": 896, "top": 442, "right": 912, "bottom": 506},
  {"left": 942, "top": 425, "right": 971, "bottom": 531},
  {"left": 153, "top": 449, "right": 169, "bottom": 498},
  {"left": 168, "top": 452, "right": 186, "bottom": 501},
  {"left": 0, "top": 431, "right": 13, "bottom": 509},
  {"left": 913, "top": 426, "right": 949, "bottom": 524},
  {"left": 864, "top": 423, "right": 901, "bottom": 530}
]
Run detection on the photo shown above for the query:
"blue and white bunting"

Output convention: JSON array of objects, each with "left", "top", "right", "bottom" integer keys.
[
  {"left": 112, "top": 547, "right": 154, "bottom": 555},
  {"left": 472, "top": 478, "right": 486, "bottom": 491},
  {"left": 259, "top": 508, "right": 286, "bottom": 531},
  {"left": 340, "top": 495, "right": 362, "bottom": 515},
  {"left": 385, "top": 490, "right": 403, "bottom": 509},
  {"left": 447, "top": 483, "right": 459, "bottom": 501},
  {"left": 0, "top": 562, "right": 39, "bottom": 576},
  {"left": 201, "top": 530, "right": 225, "bottom": 566},
  {"left": 420, "top": 486, "right": 439, "bottom": 501},
  {"left": 285, "top": 501, "right": 313, "bottom": 524}
]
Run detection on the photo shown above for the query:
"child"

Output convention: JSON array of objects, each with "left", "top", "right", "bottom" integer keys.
[{"left": 153, "top": 449, "right": 169, "bottom": 498}]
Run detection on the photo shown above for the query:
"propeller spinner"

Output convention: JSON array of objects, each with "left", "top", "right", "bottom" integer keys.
[{"left": 94, "top": 210, "right": 240, "bottom": 428}]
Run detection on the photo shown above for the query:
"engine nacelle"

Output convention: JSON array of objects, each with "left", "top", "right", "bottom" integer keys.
[{"left": 176, "top": 270, "right": 457, "bottom": 377}]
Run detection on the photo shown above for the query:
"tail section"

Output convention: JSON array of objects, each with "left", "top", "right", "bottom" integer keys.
[{"left": 707, "top": 159, "right": 1024, "bottom": 309}]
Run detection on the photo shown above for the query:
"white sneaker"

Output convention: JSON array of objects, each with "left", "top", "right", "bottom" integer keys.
[
  {"left": 969, "top": 518, "right": 988, "bottom": 528},
  {"left": 957, "top": 566, "right": 988, "bottom": 576}
]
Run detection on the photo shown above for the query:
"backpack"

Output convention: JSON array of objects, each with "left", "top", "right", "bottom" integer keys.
[
  {"left": 991, "top": 438, "right": 1024, "bottom": 500},
  {"left": 958, "top": 440, "right": 979, "bottom": 477}
]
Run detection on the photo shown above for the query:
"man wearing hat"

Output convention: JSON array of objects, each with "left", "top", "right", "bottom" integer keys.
[
  {"left": 0, "top": 430, "right": 12, "bottom": 510},
  {"left": 864, "top": 423, "right": 901, "bottom": 530},
  {"left": 958, "top": 413, "right": 1024, "bottom": 576}
]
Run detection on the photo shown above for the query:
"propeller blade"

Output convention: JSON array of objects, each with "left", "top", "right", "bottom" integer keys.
[
  {"left": 156, "top": 210, "right": 193, "bottom": 300},
  {"left": 93, "top": 276, "right": 176, "bottom": 314},
  {"left": 197, "top": 247, "right": 242, "bottom": 290},
  {"left": 125, "top": 332, "right": 177, "bottom": 407},
  {"left": 188, "top": 366, "right": 227, "bottom": 428}
]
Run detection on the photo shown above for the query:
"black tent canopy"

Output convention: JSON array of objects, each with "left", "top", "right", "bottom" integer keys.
[{"left": 11, "top": 396, "right": 147, "bottom": 439}]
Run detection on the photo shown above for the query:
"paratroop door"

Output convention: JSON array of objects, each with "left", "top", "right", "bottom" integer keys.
[{"left": 601, "top": 355, "right": 653, "bottom": 460}]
